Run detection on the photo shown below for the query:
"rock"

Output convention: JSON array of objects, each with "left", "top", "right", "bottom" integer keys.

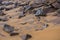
[
  {"left": 30, "top": 3, "right": 43, "bottom": 8},
  {"left": 18, "top": 0, "right": 30, "bottom": 6},
  {"left": 0, "top": 6, "right": 5, "bottom": 10},
  {"left": 10, "top": 32, "right": 19, "bottom": 36},
  {"left": 0, "top": 0, "right": 3, "bottom": 4},
  {"left": 34, "top": 8, "right": 46, "bottom": 16},
  {"left": 14, "top": 1, "right": 19, "bottom": 8},
  {"left": 21, "top": 34, "right": 32, "bottom": 40},
  {"left": 52, "top": 2, "right": 60, "bottom": 9},
  {"left": 18, "top": 11, "right": 25, "bottom": 18},
  {"left": 5, "top": 5, "right": 14, "bottom": 11},
  {"left": 3, "top": 24, "right": 14, "bottom": 33},
  {"left": 24, "top": 5, "right": 31, "bottom": 12},
  {"left": 20, "top": 22, "right": 27, "bottom": 25}
]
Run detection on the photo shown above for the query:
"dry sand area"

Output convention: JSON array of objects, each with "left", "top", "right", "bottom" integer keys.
[{"left": 0, "top": 0, "right": 60, "bottom": 40}]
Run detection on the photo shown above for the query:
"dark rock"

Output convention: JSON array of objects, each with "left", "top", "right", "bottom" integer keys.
[
  {"left": 21, "top": 34, "right": 32, "bottom": 40},
  {"left": 3, "top": 24, "right": 14, "bottom": 33},
  {"left": 5, "top": 6, "right": 13, "bottom": 11},
  {"left": 5, "top": 8, "right": 12, "bottom": 11},
  {"left": 0, "top": 6, "right": 5, "bottom": 10},
  {"left": 10, "top": 32, "right": 19, "bottom": 36},
  {"left": 14, "top": 1, "right": 19, "bottom": 8}
]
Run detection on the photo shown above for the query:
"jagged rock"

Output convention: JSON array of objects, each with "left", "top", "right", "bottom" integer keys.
[
  {"left": 21, "top": 34, "right": 32, "bottom": 40},
  {"left": 3, "top": 24, "right": 14, "bottom": 33}
]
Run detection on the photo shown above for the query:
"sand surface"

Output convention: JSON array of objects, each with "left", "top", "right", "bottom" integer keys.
[{"left": 0, "top": 0, "right": 60, "bottom": 40}]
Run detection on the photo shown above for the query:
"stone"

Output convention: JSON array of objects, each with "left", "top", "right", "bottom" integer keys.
[
  {"left": 10, "top": 32, "right": 19, "bottom": 36},
  {"left": 3, "top": 24, "right": 14, "bottom": 33},
  {"left": 21, "top": 34, "right": 32, "bottom": 40},
  {"left": 0, "top": 6, "right": 5, "bottom": 10},
  {"left": 34, "top": 8, "right": 46, "bottom": 16},
  {"left": 18, "top": 11, "right": 25, "bottom": 18},
  {"left": 14, "top": 1, "right": 19, "bottom": 8},
  {"left": 0, "top": 0, "right": 3, "bottom": 4},
  {"left": 52, "top": 2, "right": 60, "bottom": 9},
  {"left": 24, "top": 5, "right": 31, "bottom": 12},
  {"left": 5, "top": 8, "right": 11, "bottom": 11}
]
